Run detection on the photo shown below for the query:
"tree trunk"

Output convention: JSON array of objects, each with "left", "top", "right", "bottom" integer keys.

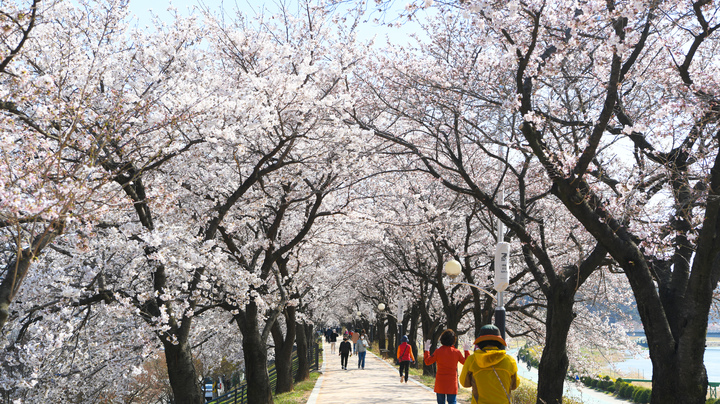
[
  {"left": 387, "top": 316, "right": 397, "bottom": 355},
  {"left": 472, "top": 293, "right": 495, "bottom": 339},
  {"left": 163, "top": 340, "right": 203, "bottom": 404},
  {"left": 295, "top": 321, "right": 310, "bottom": 382},
  {"left": 236, "top": 302, "right": 273, "bottom": 404},
  {"left": 650, "top": 346, "right": 707, "bottom": 404},
  {"left": 271, "top": 307, "right": 296, "bottom": 394},
  {"left": 419, "top": 300, "right": 442, "bottom": 376},
  {"left": 444, "top": 304, "right": 463, "bottom": 339},
  {"left": 535, "top": 287, "right": 575, "bottom": 404},
  {"left": 626, "top": 245, "right": 712, "bottom": 404},
  {"left": 377, "top": 317, "right": 386, "bottom": 350},
  {"left": 408, "top": 303, "right": 420, "bottom": 368}
]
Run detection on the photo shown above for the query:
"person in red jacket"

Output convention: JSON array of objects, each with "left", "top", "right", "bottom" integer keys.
[
  {"left": 424, "top": 329, "right": 471, "bottom": 404},
  {"left": 396, "top": 335, "right": 415, "bottom": 383}
]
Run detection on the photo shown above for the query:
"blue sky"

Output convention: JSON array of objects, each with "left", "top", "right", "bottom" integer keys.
[
  {"left": 127, "top": 0, "right": 254, "bottom": 27},
  {"left": 126, "top": 0, "right": 426, "bottom": 46}
]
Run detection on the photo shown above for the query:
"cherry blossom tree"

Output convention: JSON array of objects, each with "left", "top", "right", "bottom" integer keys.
[
  {"left": 1, "top": 0, "right": 239, "bottom": 401},
  {"left": 346, "top": 2, "right": 650, "bottom": 402},
  {"left": 0, "top": 0, "right": 103, "bottom": 332},
  {"left": 457, "top": 1, "right": 720, "bottom": 402},
  {"left": 185, "top": 3, "right": 374, "bottom": 401},
  {"left": 371, "top": 0, "right": 720, "bottom": 403}
]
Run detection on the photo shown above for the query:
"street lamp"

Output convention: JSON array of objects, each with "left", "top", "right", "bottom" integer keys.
[
  {"left": 494, "top": 243, "right": 510, "bottom": 340},
  {"left": 444, "top": 260, "right": 496, "bottom": 301},
  {"left": 397, "top": 298, "right": 404, "bottom": 350},
  {"left": 444, "top": 259, "right": 507, "bottom": 340},
  {"left": 377, "top": 303, "right": 387, "bottom": 349},
  {"left": 444, "top": 260, "right": 462, "bottom": 278},
  {"left": 377, "top": 302, "right": 404, "bottom": 351},
  {"left": 493, "top": 132, "right": 509, "bottom": 341}
]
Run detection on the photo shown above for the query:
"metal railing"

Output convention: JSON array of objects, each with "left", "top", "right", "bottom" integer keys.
[{"left": 208, "top": 340, "right": 320, "bottom": 404}]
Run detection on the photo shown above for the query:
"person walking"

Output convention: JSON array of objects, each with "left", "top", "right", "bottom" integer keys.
[
  {"left": 339, "top": 335, "right": 352, "bottom": 370},
  {"left": 351, "top": 328, "right": 361, "bottom": 354},
  {"left": 329, "top": 329, "right": 338, "bottom": 354},
  {"left": 357, "top": 330, "right": 369, "bottom": 369},
  {"left": 396, "top": 335, "right": 415, "bottom": 383},
  {"left": 424, "top": 329, "right": 471, "bottom": 404},
  {"left": 459, "top": 324, "right": 518, "bottom": 404}
]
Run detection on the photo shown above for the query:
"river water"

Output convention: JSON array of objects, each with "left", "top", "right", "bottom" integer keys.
[{"left": 615, "top": 346, "right": 720, "bottom": 381}]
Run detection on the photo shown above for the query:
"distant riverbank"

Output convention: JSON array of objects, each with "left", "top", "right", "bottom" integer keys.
[
  {"left": 628, "top": 331, "right": 720, "bottom": 347},
  {"left": 614, "top": 346, "right": 720, "bottom": 381}
]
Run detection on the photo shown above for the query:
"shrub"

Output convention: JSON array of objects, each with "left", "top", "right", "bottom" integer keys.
[
  {"left": 627, "top": 385, "right": 638, "bottom": 399},
  {"left": 637, "top": 387, "right": 652, "bottom": 403},
  {"left": 632, "top": 388, "right": 643, "bottom": 402},
  {"left": 620, "top": 384, "right": 635, "bottom": 399},
  {"left": 616, "top": 381, "right": 628, "bottom": 396}
]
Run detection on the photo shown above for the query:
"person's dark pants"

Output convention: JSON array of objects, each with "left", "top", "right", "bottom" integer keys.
[
  {"left": 437, "top": 393, "right": 457, "bottom": 404},
  {"left": 340, "top": 353, "right": 349, "bottom": 369},
  {"left": 399, "top": 361, "right": 410, "bottom": 381}
]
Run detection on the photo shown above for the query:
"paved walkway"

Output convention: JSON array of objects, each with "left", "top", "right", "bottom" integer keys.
[
  {"left": 306, "top": 341, "right": 626, "bottom": 404},
  {"left": 307, "top": 341, "right": 438, "bottom": 404}
]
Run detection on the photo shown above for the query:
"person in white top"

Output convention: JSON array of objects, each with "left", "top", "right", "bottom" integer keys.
[{"left": 356, "top": 330, "right": 369, "bottom": 369}]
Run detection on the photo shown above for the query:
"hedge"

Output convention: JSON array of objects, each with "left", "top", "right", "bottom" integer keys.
[{"left": 580, "top": 375, "right": 651, "bottom": 403}]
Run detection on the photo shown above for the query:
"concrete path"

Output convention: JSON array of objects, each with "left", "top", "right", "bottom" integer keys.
[
  {"left": 307, "top": 341, "right": 438, "bottom": 404},
  {"left": 307, "top": 342, "right": 626, "bottom": 404}
]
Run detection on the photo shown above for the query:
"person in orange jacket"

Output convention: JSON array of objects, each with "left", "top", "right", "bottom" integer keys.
[
  {"left": 396, "top": 335, "right": 415, "bottom": 383},
  {"left": 424, "top": 329, "right": 471, "bottom": 404},
  {"left": 460, "top": 324, "right": 518, "bottom": 404}
]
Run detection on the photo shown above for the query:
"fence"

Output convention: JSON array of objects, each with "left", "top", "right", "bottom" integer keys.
[{"left": 208, "top": 340, "right": 321, "bottom": 404}]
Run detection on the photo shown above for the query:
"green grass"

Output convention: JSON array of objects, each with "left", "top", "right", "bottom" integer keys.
[
  {"left": 274, "top": 372, "right": 321, "bottom": 404},
  {"left": 213, "top": 342, "right": 323, "bottom": 404},
  {"left": 511, "top": 383, "right": 584, "bottom": 404}
]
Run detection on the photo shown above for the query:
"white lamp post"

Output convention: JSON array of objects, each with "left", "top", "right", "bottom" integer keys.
[
  {"left": 377, "top": 303, "right": 386, "bottom": 349},
  {"left": 397, "top": 298, "right": 404, "bottom": 350},
  {"left": 494, "top": 243, "right": 510, "bottom": 339},
  {"left": 444, "top": 258, "right": 507, "bottom": 339},
  {"left": 493, "top": 135, "right": 509, "bottom": 340}
]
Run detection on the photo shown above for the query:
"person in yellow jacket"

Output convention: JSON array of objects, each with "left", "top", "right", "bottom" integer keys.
[{"left": 460, "top": 325, "right": 518, "bottom": 404}]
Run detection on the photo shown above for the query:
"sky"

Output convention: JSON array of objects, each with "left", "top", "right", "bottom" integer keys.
[
  {"left": 126, "top": 0, "right": 427, "bottom": 46},
  {"left": 127, "top": 0, "right": 272, "bottom": 25}
]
